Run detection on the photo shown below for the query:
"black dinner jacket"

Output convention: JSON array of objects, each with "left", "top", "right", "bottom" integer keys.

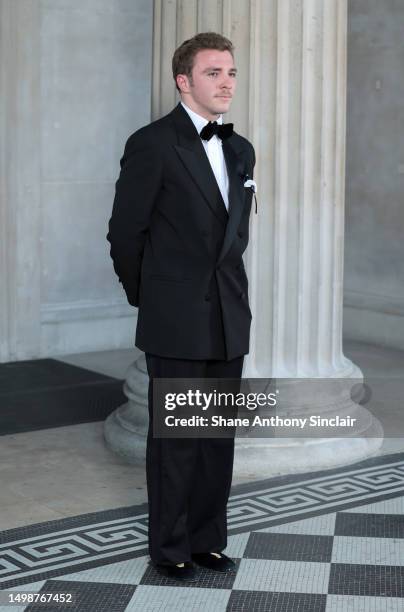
[{"left": 107, "top": 101, "right": 256, "bottom": 361}]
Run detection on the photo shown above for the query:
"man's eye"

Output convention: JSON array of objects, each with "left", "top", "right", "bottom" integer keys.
[{"left": 208, "top": 72, "right": 236, "bottom": 77}]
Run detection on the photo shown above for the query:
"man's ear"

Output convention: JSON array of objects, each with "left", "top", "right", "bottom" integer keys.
[
  {"left": 176, "top": 74, "right": 183, "bottom": 93},
  {"left": 177, "top": 74, "right": 190, "bottom": 95}
]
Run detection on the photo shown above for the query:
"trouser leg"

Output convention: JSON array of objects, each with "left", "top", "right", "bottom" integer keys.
[
  {"left": 145, "top": 353, "right": 244, "bottom": 563},
  {"left": 187, "top": 356, "right": 244, "bottom": 553},
  {"left": 145, "top": 353, "right": 205, "bottom": 565}
]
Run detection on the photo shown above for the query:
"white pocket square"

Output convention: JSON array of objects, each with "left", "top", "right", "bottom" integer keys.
[{"left": 244, "top": 179, "right": 257, "bottom": 194}]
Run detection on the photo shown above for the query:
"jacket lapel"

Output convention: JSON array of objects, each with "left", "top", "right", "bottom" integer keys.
[
  {"left": 217, "top": 138, "right": 246, "bottom": 264},
  {"left": 171, "top": 103, "right": 228, "bottom": 225},
  {"left": 170, "top": 102, "right": 247, "bottom": 260}
]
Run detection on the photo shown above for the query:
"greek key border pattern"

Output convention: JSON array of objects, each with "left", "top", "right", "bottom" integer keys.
[{"left": 1, "top": 456, "right": 404, "bottom": 588}]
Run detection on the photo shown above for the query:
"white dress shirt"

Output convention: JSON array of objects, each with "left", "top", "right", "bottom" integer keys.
[{"left": 180, "top": 101, "right": 230, "bottom": 211}]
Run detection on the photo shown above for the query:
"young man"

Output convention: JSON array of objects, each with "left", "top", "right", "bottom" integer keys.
[{"left": 107, "top": 32, "right": 255, "bottom": 582}]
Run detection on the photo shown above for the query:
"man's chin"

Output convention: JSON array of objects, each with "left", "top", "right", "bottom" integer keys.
[{"left": 212, "top": 102, "right": 231, "bottom": 115}]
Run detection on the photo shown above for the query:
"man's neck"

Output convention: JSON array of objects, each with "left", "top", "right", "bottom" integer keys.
[{"left": 180, "top": 99, "right": 220, "bottom": 122}]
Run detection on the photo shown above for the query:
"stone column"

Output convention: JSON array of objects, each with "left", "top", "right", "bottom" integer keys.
[
  {"left": 246, "top": 0, "right": 358, "bottom": 379},
  {"left": 0, "top": 0, "right": 41, "bottom": 362},
  {"left": 104, "top": 0, "right": 383, "bottom": 472},
  {"left": 104, "top": 355, "right": 149, "bottom": 464},
  {"left": 236, "top": 0, "right": 382, "bottom": 476}
]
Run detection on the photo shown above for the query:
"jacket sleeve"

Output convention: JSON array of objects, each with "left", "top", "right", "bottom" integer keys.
[
  {"left": 251, "top": 143, "right": 256, "bottom": 176},
  {"left": 106, "top": 129, "right": 163, "bottom": 307}
]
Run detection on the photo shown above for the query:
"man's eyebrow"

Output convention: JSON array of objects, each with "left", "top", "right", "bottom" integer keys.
[{"left": 203, "top": 67, "right": 238, "bottom": 73}]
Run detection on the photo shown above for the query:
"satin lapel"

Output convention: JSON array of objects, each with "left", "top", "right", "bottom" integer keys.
[
  {"left": 216, "top": 138, "right": 246, "bottom": 265},
  {"left": 171, "top": 103, "right": 228, "bottom": 225}
]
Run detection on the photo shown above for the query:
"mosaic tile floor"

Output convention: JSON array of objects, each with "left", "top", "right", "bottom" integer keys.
[{"left": 1, "top": 451, "right": 404, "bottom": 611}]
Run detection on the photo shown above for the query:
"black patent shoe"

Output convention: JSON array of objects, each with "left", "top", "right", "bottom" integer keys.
[
  {"left": 191, "top": 552, "right": 236, "bottom": 572},
  {"left": 154, "top": 561, "right": 197, "bottom": 582}
]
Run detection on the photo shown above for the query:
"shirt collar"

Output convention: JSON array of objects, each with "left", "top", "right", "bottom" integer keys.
[{"left": 180, "top": 101, "right": 223, "bottom": 137}]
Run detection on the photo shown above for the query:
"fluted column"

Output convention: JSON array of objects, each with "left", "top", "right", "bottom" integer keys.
[
  {"left": 246, "top": 0, "right": 358, "bottom": 379},
  {"left": 104, "top": 0, "right": 383, "bottom": 473}
]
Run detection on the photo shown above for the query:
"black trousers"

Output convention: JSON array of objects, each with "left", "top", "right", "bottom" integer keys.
[{"left": 145, "top": 353, "right": 244, "bottom": 566}]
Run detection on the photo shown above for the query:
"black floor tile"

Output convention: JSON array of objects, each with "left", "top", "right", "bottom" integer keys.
[
  {"left": 335, "top": 512, "right": 404, "bottom": 539},
  {"left": 244, "top": 532, "right": 334, "bottom": 562},
  {"left": 227, "top": 590, "right": 327, "bottom": 611},
  {"left": 140, "top": 559, "right": 239, "bottom": 589},
  {"left": 328, "top": 563, "right": 404, "bottom": 597},
  {"left": 25, "top": 579, "right": 136, "bottom": 612}
]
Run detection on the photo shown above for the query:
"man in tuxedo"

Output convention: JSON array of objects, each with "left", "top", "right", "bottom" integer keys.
[{"left": 107, "top": 32, "right": 255, "bottom": 582}]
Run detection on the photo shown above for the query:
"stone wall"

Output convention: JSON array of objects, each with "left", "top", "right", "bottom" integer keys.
[
  {"left": 0, "top": 0, "right": 153, "bottom": 360},
  {"left": 344, "top": 0, "right": 404, "bottom": 349}
]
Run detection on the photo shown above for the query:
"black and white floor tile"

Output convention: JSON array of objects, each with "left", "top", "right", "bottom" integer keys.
[{"left": 1, "top": 451, "right": 404, "bottom": 611}]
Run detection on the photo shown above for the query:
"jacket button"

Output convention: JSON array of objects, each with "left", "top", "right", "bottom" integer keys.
[
  {"left": 205, "top": 294, "right": 211, "bottom": 301},
  {"left": 239, "top": 291, "right": 245, "bottom": 299},
  {"left": 237, "top": 231, "right": 243, "bottom": 238}
]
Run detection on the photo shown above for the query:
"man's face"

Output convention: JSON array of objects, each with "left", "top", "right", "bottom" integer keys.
[{"left": 177, "top": 49, "right": 237, "bottom": 121}]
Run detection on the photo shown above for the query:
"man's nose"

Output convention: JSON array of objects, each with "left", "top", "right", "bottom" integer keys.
[{"left": 221, "top": 75, "right": 234, "bottom": 89}]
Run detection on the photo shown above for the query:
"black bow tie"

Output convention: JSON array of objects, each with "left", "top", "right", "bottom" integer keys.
[{"left": 199, "top": 121, "right": 233, "bottom": 141}]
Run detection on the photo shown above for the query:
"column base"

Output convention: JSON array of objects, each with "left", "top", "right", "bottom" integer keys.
[
  {"left": 103, "top": 354, "right": 148, "bottom": 464},
  {"left": 103, "top": 355, "right": 384, "bottom": 477},
  {"left": 233, "top": 420, "right": 384, "bottom": 480}
]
